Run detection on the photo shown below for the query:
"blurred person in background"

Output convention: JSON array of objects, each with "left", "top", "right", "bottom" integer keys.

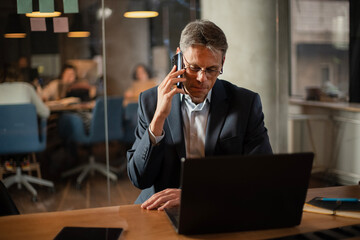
[
  {"left": 42, "top": 64, "right": 96, "bottom": 102},
  {"left": 17, "top": 56, "right": 43, "bottom": 96},
  {"left": 123, "top": 64, "right": 157, "bottom": 106},
  {"left": 0, "top": 63, "right": 49, "bottom": 118}
]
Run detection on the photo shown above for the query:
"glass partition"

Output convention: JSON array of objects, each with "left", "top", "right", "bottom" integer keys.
[{"left": 0, "top": 0, "right": 199, "bottom": 213}]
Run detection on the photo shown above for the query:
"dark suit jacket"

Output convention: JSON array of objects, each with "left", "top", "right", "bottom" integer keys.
[{"left": 127, "top": 79, "right": 272, "bottom": 204}]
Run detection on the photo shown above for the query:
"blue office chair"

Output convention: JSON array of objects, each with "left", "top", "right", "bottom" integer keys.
[
  {"left": 0, "top": 104, "right": 54, "bottom": 201},
  {"left": 123, "top": 103, "right": 138, "bottom": 145},
  {"left": 58, "top": 97, "right": 125, "bottom": 187}
]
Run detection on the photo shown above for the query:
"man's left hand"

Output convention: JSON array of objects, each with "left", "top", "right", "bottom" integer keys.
[{"left": 141, "top": 188, "right": 181, "bottom": 211}]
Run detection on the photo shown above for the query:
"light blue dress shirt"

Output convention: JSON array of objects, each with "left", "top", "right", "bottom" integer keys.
[{"left": 148, "top": 90, "right": 212, "bottom": 159}]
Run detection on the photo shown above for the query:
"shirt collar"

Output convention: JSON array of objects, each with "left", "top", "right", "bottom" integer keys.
[
  {"left": 181, "top": 88, "right": 212, "bottom": 105},
  {"left": 180, "top": 89, "right": 211, "bottom": 112}
]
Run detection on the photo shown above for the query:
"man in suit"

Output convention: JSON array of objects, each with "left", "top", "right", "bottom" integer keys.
[{"left": 127, "top": 20, "right": 272, "bottom": 210}]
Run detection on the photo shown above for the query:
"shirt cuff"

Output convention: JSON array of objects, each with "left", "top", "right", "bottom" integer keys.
[{"left": 148, "top": 128, "right": 165, "bottom": 145}]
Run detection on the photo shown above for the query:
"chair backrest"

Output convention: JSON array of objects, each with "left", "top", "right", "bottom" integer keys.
[
  {"left": 0, "top": 104, "right": 46, "bottom": 155},
  {"left": 123, "top": 103, "right": 138, "bottom": 144},
  {"left": 89, "top": 97, "right": 125, "bottom": 143}
]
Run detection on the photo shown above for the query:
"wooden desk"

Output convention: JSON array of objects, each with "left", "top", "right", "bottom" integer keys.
[{"left": 1, "top": 186, "right": 360, "bottom": 240}]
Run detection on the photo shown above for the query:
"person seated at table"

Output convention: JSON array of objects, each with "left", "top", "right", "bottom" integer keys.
[
  {"left": 123, "top": 64, "right": 157, "bottom": 106},
  {"left": 12, "top": 56, "right": 43, "bottom": 97},
  {"left": 0, "top": 64, "right": 49, "bottom": 118},
  {"left": 42, "top": 64, "right": 96, "bottom": 102},
  {"left": 127, "top": 20, "right": 272, "bottom": 210}
]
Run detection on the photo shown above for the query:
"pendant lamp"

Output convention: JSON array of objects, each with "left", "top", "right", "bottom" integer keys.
[
  {"left": 25, "top": 0, "right": 61, "bottom": 18},
  {"left": 4, "top": 14, "right": 26, "bottom": 38},
  {"left": 124, "top": 0, "right": 159, "bottom": 18},
  {"left": 68, "top": 14, "right": 90, "bottom": 38}
]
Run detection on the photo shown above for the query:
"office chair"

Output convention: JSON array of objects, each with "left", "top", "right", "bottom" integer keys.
[
  {"left": 58, "top": 97, "right": 125, "bottom": 187},
  {"left": 123, "top": 103, "right": 138, "bottom": 146},
  {"left": 0, "top": 104, "right": 54, "bottom": 201}
]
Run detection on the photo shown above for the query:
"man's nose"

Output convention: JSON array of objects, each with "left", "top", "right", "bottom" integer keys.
[{"left": 196, "top": 70, "right": 207, "bottom": 82}]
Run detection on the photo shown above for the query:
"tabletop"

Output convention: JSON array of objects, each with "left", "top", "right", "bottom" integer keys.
[
  {"left": 1, "top": 185, "right": 360, "bottom": 240},
  {"left": 45, "top": 97, "right": 95, "bottom": 112}
]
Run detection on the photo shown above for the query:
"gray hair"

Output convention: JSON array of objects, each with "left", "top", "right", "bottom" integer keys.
[{"left": 179, "top": 20, "right": 228, "bottom": 57}]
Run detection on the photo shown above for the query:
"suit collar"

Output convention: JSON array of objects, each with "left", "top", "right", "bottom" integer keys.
[
  {"left": 205, "top": 80, "right": 229, "bottom": 156},
  {"left": 166, "top": 94, "right": 186, "bottom": 159},
  {"left": 166, "top": 79, "right": 229, "bottom": 158}
]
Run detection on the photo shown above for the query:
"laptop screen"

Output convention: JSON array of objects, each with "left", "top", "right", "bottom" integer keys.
[{"left": 166, "top": 152, "right": 314, "bottom": 235}]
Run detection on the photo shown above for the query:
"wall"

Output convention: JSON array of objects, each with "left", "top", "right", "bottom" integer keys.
[
  {"left": 289, "top": 103, "right": 360, "bottom": 185},
  {"left": 61, "top": 0, "right": 150, "bottom": 96},
  {"left": 201, "top": 0, "right": 289, "bottom": 152},
  {"left": 104, "top": 0, "right": 150, "bottom": 96}
]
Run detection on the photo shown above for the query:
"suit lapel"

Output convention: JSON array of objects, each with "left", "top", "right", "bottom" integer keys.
[
  {"left": 205, "top": 80, "right": 229, "bottom": 156},
  {"left": 166, "top": 94, "right": 186, "bottom": 159}
]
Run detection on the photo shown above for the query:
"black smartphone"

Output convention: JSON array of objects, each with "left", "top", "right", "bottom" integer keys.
[
  {"left": 171, "top": 52, "right": 184, "bottom": 89},
  {"left": 54, "top": 227, "right": 123, "bottom": 240}
]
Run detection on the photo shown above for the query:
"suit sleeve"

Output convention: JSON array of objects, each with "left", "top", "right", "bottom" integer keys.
[
  {"left": 243, "top": 93, "right": 272, "bottom": 155},
  {"left": 126, "top": 92, "right": 165, "bottom": 189}
]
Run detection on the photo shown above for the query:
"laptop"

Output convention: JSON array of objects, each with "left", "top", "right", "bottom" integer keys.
[{"left": 164, "top": 152, "right": 314, "bottom": 235}]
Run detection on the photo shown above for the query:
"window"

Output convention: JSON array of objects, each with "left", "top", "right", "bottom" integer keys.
[{"left": 290, "top": 0, "right": 349, "bottom": 101}]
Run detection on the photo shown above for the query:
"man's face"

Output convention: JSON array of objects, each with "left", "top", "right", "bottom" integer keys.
[{"left": 182, "top": 45, "right": 224, "bottom": 104}]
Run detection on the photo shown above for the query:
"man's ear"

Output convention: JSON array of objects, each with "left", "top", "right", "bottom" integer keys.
[
  {"left": 222, "top": 55, "right": 226, "bottom": 65},
  {"left": 176, "top": 47, "right": 181, "bottom": 54}
]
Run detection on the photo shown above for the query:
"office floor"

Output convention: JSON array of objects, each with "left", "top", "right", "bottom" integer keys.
[
  {"left": 4, "top": 138, "right": 141, "bottom": 215},
  {"left": 4, "top": 135, "right": 341, "bottom": 215},
  {"left": 8, "top": 173, "right": 140, "bottom": 214}
]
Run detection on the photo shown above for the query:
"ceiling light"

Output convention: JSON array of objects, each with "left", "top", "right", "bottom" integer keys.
[
  {"left": 124, "top": 11, "right": 158, "bottom": 18},
  {"left": 25, "top": 11, "right": 62, "bottom": 18},
  {"left": 68, "top": 31, "right": 90, "bottom": 38},
  {"left": 68, "top": 14, "right": 90, "bottom": 38},
  {"left": 4, "top": 14, "right": 26, "bottom": 39},
  {"left": 4, "top": 33, "right": 26, "bottom": 38},
  {"left": 124, "top": 0, "right": 158, "bottom": 19}
]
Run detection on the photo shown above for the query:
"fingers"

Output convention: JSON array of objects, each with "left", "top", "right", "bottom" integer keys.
[
  {"left": 141, "top": 188, "right": 181, "bottom": 211},
  {"left": 162, "top": 66, "right": 186, "bottom": 89},
  {"left": 157, "top": 198, "right": 180, "bottom": 211}
]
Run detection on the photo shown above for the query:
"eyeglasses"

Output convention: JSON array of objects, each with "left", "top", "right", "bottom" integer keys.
[{"left": 183, "top": 54, "right": 223, "bottom": 78}]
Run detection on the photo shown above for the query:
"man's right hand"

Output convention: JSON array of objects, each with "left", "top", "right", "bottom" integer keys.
[{"left": 149, "top": 66, "right": 186, "bottom": 136}]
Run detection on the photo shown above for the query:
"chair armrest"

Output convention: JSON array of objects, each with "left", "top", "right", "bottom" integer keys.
[{"left": 39, "top": 118, "right": 47, "bottom": 147}]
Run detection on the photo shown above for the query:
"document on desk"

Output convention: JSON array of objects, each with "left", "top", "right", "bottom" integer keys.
[
  {"left": 303, "top": 197, "right": 360, "bottom": 219},
  {"left": 53, "top": 226, "right": 123, "bottom": 240}
]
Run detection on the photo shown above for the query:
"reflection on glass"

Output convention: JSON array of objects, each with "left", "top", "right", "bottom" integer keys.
[{"left": 290, "top": 0, "right": 349, "bottom": 101}]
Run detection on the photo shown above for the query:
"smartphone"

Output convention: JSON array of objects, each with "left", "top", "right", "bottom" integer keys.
[
  {"left": 54, "top": 227, "right": 123, "bottom": 240},
  {"left": 171, "top": 52, "right": 184, "bottom": 89}
]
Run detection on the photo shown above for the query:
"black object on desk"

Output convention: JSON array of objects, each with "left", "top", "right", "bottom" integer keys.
[
  {"left": 165, "top": 152, "right": 314, "bottom": 235},
  {"left": 269, "top": 224, "right": 360, "bottom": 240},
  {"left": 66, "top": 88, "right": 90, "bottom": 102},
  {"left": 53, "top": 227, "right": 123, "bottom": 240}
]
